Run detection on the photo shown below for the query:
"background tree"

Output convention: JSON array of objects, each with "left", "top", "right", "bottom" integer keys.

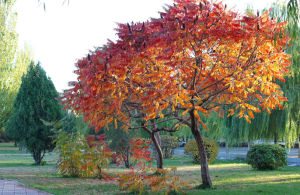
[
  {"left": 6, "top": 62, "right": 62, "bottom": 165},
  {"left": 58, "top": 111, "right": 95, "bottom": 135},
  {"left": 288, "top": 35, "right": 300, "bottom": 156},
  {"left": 206, "top": 1, "right": 300, "bottom": 152},
  {"left": 0, "top": 0, "right": 32, "bottom": 141},
  {"left": 106, "top": 126, "right": 141, "bottom": 168},
  {"left": 160, "top": 135, "right": 179, "bottom": 159},
  {"left": 0, "top": 0, "right": 18, "bottom": 130}
]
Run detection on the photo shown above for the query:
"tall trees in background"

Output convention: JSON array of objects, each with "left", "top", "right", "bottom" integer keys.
[
  {"left": 6, "top": 62, "right": 62, "bottom": 165},
  {"left": 0, "top": 0, "right": 31, "bottom": 140},
  {"left": 200, "top": 1, "right": 300, "bottom": 152},
  {"left": 288, "top": 36, "right": 300, "bottom": 156},
  {"left": 0, "top": 0, "right": 18, "bottom": 129}
]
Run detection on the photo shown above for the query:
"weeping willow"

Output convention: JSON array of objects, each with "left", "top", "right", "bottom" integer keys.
[{"left": 203, "top": 1, "right": 300, "bottom": 148}]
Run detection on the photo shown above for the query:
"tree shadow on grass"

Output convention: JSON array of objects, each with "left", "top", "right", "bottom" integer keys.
[{"left": 0, "top": 162, "right": 56, "bottom": 168}]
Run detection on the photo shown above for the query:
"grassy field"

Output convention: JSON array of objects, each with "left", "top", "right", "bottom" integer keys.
[
  {"left": 0, "top": 142, "right": 27, "bottom": 154},
  {"left": 0, "top": 142, "right": 300, "bottom": 194}
]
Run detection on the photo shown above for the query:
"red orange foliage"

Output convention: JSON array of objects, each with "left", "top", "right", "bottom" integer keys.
[
  {"left": 62, "top": 0, "right": 290, "bottom": 188},
  {"left": 63, "top": 0, "right": 290, "bottom": 132},
  {"left": 115, "top": 138, "right": 190, "bottom": 194},
  {"left": 112, "top": 137, "right": 152, "bottom": 166}
]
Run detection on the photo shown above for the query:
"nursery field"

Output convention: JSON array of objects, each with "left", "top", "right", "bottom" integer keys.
[{"left": 0, "top": 143, "right": 300, "bottom": 195}]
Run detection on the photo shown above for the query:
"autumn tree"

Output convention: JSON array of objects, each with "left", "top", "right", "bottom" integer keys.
[{"left": 63, "top": 0, "right": 290, "bottom": 188}]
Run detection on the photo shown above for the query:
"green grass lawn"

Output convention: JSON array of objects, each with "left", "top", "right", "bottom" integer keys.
[
  {"left": 0, "top": 142, "right": 26, "bottom": 154},
  {"left": 0, "top": 142, "right": 300, "bottom": 194}
]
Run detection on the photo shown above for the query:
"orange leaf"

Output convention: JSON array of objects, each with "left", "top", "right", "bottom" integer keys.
[{"left": 248, "top": 110, "right": 254, "bottom": 119}]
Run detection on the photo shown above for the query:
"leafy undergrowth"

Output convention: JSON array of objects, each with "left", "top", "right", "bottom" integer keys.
[{"left": 0, "top": 154, "right": 300, "bottom": 195}]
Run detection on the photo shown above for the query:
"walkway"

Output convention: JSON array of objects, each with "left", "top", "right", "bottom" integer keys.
[
  {"left": 0, "top": 179, "right": 51, "bottom": 195},
  {"left": 173, "top": 147, "right": 300, "bottom": 165},
  {"left": 217, "top": 147, "right": 300, "bottom": 166}
]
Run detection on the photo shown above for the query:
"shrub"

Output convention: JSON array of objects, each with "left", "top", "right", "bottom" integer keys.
[
  {"left": 113, "top": 137, "right": 152, "bottom": 168},
  {"left": 55, "top": 131, "right": 113, "bottom": 178},
  {"left": 246, "top": 144, "right": 287, "bottom": 170},
  {"left": 184, "top": 138, "right": 219, "bottom": 164},
  {"left": 0, "top": 127, "right": 10, "bottom": 142},
  {"left": 116, "top": 139, "right": 191, "bottom": 195},
  {"left": 54, "top": 132, "right": 87, "bottom": 177},
  {"left": 119, "top": 165, "right": 191, "bottom": 194},
  {"left": 107, "top": 128, "right": 141, "bottom": 168},
  {"left": 160, "top": 135, "right": 179, "bottom": 159}
]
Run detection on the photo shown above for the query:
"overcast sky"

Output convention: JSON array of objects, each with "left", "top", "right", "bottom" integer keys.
[{"left": 15, "top": 0, "right": 278, "bottom": 93}]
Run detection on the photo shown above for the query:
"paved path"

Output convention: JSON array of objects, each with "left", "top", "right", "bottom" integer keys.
[
  {"left": 173, "top": 147, "right": 300, "bottom": 165},
  {"left": 217, "top": 147, "right": 299, "bottom": 158},
  {"left": 0, "top": 179, "right": 51, "bottom": 195}
]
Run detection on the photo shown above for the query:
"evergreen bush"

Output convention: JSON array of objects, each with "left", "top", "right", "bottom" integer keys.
[
  {"left": 184, "top": 138, "right": 219, "bottom": 164},
  {"left": 246, "top": 144, "right": 287, "bottom": 170}
]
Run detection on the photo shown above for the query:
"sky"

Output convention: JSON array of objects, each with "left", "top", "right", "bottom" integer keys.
[{"left": 15, "top": 0, "right": 278, "bottom": 93}]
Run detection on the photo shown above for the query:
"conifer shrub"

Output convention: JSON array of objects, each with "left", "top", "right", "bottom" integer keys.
[
  {"left": 6, "top": 62, "right": 63, "bottom": 165},
  {"left": 246, "top": 144, "right": 287, "bottom": 170},
  {"left": 184, "top": 138, "right": 219, "bottom": 164}
]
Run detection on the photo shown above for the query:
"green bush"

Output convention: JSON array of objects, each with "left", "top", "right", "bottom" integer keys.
[
  {"left": 184, "top": 138, "right": 219, "bottom": 164},
  {"left": 54, "top": 132, "right": 113, "bottom": 177},
  {"left": 0, "top": 127, "right": 10, "bottom": 142},
  {"left": 246, "top": 144, "right": 287, "bottom": 170},
  {"left": 160, "top": 135, "right": 179, "bottom": 159}
]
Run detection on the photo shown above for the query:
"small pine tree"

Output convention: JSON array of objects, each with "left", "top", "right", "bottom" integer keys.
[{"left": 6, "top": 62, "right": 62, "bottom": 165}]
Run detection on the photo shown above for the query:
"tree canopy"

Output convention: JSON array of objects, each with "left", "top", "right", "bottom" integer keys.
[
  {"left": 0, "top": 0, "right": 18, "bottom": 127},
  {"left": 0, "top": 0, "right": 31, "bottom": 133}
]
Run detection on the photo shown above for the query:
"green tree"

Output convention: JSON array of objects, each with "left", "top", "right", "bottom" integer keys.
[
  {"left": 286, "top": 31, "right": 300, "bottom": 156},
  {"left": 59, "top": 111, "right": 91, "bottom": 135},
  {"left": 0, "top": 0, "right": 32, "bottom": 141},
  {"left": 205, "top": 1, "right": 300, "bottom": 150},
  {"left": 6, "top": 62, "right": 62, "bottom": 165},
  {"left": 0, "top": 0, "right": 18, "bottom": 129}
]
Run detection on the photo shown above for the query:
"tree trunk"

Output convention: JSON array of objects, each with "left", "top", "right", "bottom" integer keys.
[
  {"left": 33, "top": 150, "right": 42, "bottom": 165},
  {"left": 225, "top": 142, "right": 229, "bottom": 153},
  {"left": 151, "top": 132, "right": 163, "bottom": 169},
  {"left": 142, "top": 122, "right": 164, "bottom": 169},
  {"left": 189, "top": 110, "right": 212, "bottom": 188},
  {"left": 123, "top": 149, "right": 130, "bottom": 168},
  {"left": 248, "top": 140, "right": 253, "bottom": 150},
  {"left": 274, "top": 133, "right": 278, "bottom": 145}
]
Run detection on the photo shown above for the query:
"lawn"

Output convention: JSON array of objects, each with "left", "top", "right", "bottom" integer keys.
[
  {"left": 0, "top": 142, "right": 26, "bottom": 154},
  {"left": 0, "top": 143, "right": 300, "bottom": 194}
]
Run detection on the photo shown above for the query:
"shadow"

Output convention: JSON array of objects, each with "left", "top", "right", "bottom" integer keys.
[
  {"left": 0, "top": 163, "right": 56, "bottom": 168},
  {"left": 0, "top": 163, "right": 34, "bottom": 168}
]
